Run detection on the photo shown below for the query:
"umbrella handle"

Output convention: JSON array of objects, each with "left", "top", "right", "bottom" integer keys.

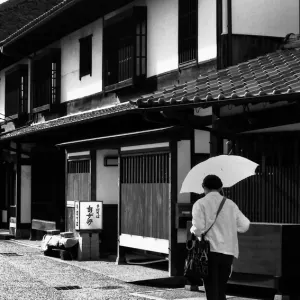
[{"left": 186, "top": 240, "right": 195, "bottom": 251}]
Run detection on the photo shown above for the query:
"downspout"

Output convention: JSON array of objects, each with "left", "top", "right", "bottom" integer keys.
[
  {"left": 216, "top": 0, "right": 223, "bottom": 69},
  {"left": 227, "top": 0, "right": 232, "bottom": 67}
]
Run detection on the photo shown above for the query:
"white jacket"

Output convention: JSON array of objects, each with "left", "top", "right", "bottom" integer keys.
[{"left": 190, "top": 191, "right": 250, "bottom": 258}]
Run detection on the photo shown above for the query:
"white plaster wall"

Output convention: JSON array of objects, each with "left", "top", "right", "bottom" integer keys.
[
  {"left": 96, "top": 149, "right": 119, "bottom": 205},
  {"left": 198, "top": 0, "right": 217, "bottom": 62},
  {"left": 60, "top": 18, "right": 103, "bottom": 102},
  {"left": 21, "top": 166, "right": 31, "bottom": 223},
  {"left": 232, "top": 0, "right": 299, "bottom": 37},
  {"left": 195, "top": 130, "right": 210, "bottom": 154},
  {"left": 177, "top": 140, "right": 190, "bottom": 204},
  {"left": 146, "top": 0, "right": 178, "bottom": 76}
]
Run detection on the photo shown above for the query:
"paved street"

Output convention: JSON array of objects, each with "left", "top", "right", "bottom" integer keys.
[{"left": 0, "top": 240, "right": 264, "bottom": 300}]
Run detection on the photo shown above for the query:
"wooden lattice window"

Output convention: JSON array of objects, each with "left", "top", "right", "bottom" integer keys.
[
  {"left": 5, "top": 65, "right": 28, "bottom": 119},
  {"left": 104, "top": 6, "right": 147, "bottom": 92},
  {"left": 225, "top": 136, "right": 300, "bottom": 224},
  {"left": 179, "top": 0, "right": 198, "bottom": 65},
  {"left": 79, "top": 35, "right": 93, "bottom": 79},
  {"left": 32, "top": 49, "right": 61, "bottom": 112},
  {"left": 67, "top": 160, "right": 90, "bottom": 174},
  {"left": 67, "top": 158, "right": 91, "bottom": 202},
  {"left": 121, "top": 152, "right": 170, "bottom": 184}
]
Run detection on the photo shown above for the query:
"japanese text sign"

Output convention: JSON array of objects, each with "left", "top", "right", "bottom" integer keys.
[{"left": 74, "top": 201, "right": 103, "bottom": 231}]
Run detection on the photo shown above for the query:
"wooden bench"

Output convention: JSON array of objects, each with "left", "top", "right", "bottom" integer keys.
[{"left": 30, "top": 219, "right": 58, "bottom": 240}]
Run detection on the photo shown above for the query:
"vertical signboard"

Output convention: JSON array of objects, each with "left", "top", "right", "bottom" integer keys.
[{"left": 74, "top": 201, "right": 103, "bottom": 231}]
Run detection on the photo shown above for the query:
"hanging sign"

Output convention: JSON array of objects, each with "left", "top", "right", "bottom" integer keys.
[{"left": 74, "top": 201, "right": 103, "bottom": 231}]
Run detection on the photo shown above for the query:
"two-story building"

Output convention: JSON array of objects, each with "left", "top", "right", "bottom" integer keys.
[{"left": 0, "top": 0, "right": 300, "bottom": 281}]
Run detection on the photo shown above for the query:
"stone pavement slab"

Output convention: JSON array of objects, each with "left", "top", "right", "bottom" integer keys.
[{"left": 2, "top": 239, "right": 266, "bottom": 300}]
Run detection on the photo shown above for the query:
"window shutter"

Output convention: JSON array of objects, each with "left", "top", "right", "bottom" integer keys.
[
  {"left": 5, "top": 65, "right": 28, "bottom": 118},
  {"left": 179, "top": 0, "right": 198, "bottom": 64},
  {"left": 79, "top": 35, "right": 93, "bottom": 79},
  {"left": 133, "top": 7, "right": 147, "bottom": 80},
  {"left": 32, "top": 49, "right": 61, "bottom": 111},
  {"left": 104, "top": 6, "right": 147, "bottom": 91}
]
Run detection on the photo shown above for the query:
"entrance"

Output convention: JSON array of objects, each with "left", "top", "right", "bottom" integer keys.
[{"left": 120, "top": 150, "right": 170, "bottom": 253}]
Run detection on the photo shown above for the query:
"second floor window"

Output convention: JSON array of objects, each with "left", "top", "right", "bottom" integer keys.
[
  {"left": 104, "top": 6, "right": 147, "bottom": 91},
  {"left": 32, "top": 49, "right": 61, "bottom": 112},
  {"left": 179, "top": 0, "right": 198, "bottom": 65},
  {"left": 5, "top": 64, "right": 28, "bottom": 119},
  {"left": 79, "top": 35, "right": 93, "bottom": 79}
]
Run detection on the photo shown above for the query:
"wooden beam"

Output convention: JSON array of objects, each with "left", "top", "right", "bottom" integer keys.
[
  {"left": 221, "top": 103, "right": 300, "bottom": 134},
  {"left": 90, "top": 150, "right": 96, "bottom": 201},
  {"left": 161, "top": 111, "right": 237, "bottom": 139},
  {"left": 1, "top": 145, "right": 31, "bottom": 156},
  {"left": 161, "top": 111, "right": 212, "bottom": 130},
  {"left": 210, "top": 107, "right": 224, "bottom": 156}
]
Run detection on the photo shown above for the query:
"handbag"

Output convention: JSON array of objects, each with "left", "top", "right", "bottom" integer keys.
[{"left": 184, "top": 197, "right": 226, "bottom": 283}]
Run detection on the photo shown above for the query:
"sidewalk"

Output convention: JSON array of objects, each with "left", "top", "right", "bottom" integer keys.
[
  {"left": 6, "top": 238, "right": 264, "bottom": 300},
  {"left": 9, "top": 238, "right": 179, "bottom": 285}
]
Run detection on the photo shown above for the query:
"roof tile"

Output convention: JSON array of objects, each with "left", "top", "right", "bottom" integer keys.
[
  {"left": 0, "top": 102, "right": 136, "bottom": 140},
  {"left": 132, "top": 49, "right": 300, "bottom": 108}
]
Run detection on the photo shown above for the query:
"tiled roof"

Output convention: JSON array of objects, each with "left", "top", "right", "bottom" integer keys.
[
  {"left": 0, "top": 102, "right": 136, "bottom": 140},
  {"left": 0, "top": 0, "right": 77, "bottom": 45},
  {"left": 132, "top": 49, "right": 300, "bottom": 108}
]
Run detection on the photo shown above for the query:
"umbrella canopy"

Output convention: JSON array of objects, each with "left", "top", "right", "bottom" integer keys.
[{"left": 180, "top": 155, "right": 259, "bottom": 195}]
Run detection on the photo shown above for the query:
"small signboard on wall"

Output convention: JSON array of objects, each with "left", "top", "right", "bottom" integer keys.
[{"left": 75, "top": 201, "right": 103, "bottom": 231}]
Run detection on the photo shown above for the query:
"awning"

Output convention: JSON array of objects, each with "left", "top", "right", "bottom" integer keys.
[
  {"left": 130, "top": 48, "right": 300, "bottom": 110},
  {"left": 0, "top": 102, "right": 136, "bottom": 141}
]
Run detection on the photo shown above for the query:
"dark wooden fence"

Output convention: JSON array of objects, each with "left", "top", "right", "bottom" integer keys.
[
  {"left": 225, "top": 165, "right": 300, "bottom": 223},
  {"left": 120, "top": 152, "right": 170, "bottom": 239}
]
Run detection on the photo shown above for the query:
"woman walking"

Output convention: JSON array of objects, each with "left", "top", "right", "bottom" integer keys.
[{"left": 190, "top": 174, "right": 250, "bottom": 300}]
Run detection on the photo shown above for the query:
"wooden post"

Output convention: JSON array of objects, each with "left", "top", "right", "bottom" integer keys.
[
  {"left": 210, "top": 107, "right": 223, "bottom": 157},
  {"left": 116, "top": 150, "right": 126, "bottom": 265},
  {"left": 91, "top": 150, "right": 96, "bottom": 201},
  {"left": 16, "top": 143, "right": 21, "bottom": 238},
  {"left": 64, "top": 149, "right": 68, "bottom": 233},
  {"left": 169, "top": 141, "right": 179, "bottom": 276}
]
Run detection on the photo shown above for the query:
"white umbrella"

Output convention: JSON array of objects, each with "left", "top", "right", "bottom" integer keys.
[{"left": 180, "top": 155, "right": 259, "bottom": 195}]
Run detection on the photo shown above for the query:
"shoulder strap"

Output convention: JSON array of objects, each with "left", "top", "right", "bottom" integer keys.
[{"left": 203, "top": 196, "right": 226, "bottom": 237}]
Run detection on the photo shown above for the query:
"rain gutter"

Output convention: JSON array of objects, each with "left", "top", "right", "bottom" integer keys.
[{"left": 132, "top": 92, "right": 299, "bottom": 113}]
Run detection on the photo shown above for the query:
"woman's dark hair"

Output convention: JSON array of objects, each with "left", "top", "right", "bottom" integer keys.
[{"left": 202, "top": 175, "right": 223, "bottom": 190}]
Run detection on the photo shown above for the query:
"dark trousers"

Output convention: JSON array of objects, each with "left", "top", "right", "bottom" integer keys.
[{"left": 203, "top": 252, "right": 234, "bottom": 300}]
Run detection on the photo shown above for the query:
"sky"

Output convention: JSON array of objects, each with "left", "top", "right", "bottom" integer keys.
[{"left": 0, "top": 0, "right": 8, "bottom": 3}]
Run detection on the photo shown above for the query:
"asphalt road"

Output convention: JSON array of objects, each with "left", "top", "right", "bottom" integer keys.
[{"left": 0, "top": 240, "right": 268, "bottom": 300}]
